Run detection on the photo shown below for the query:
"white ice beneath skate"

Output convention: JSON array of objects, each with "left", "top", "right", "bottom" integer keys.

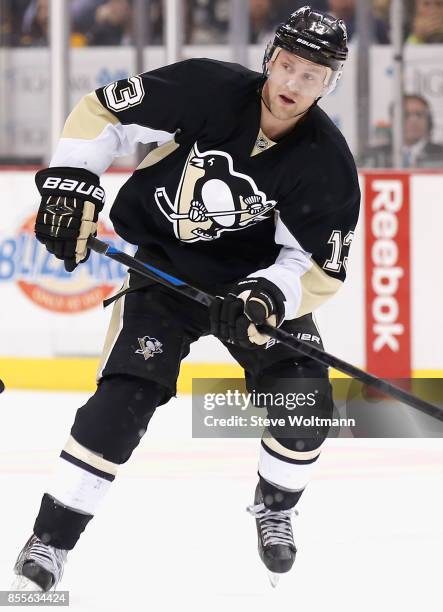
[{"left": 11, "top": 574, "right": 43, "bottom": 591}]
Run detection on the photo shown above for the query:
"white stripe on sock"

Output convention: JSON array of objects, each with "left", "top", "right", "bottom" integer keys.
[
  {"left": 47, "top": 456, "right": 112, "bottom": 515},
  {"left": 258, "top": 444, "right": 319, "bottom": 491}
]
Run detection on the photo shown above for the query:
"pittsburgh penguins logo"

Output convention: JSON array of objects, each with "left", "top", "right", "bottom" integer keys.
[
  {"left": 155, "top": 142, "right": 277, "bottom": 242},
  {"left": 135, "top": 336, "right": 163, "bottom": 360}
]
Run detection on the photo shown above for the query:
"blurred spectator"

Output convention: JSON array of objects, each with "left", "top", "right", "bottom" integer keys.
[
  {"left": 71, "top": 0, "right": 105, "bottom": 33},
  {"left": 249, "top": 0, "right": 280, "bottom": 43},
  {"left": 0, "top": 0, "right": 29, "bottom": 46},
  {"left": 188, "top": 0, "right": 292, "bottom": 45},
  {"left": 22, "top": 0, "right": 105, "bottom": 33},
  {"left": 274, "top": 1, "right": 328, "bottom": 22},
  {"left": 86, "top": 0, "right": 133, "bottom": 46},
  {"left": 21, "top": 0, "right": 49, "bottom": 46},
  {"left": 407, "top": 0, "right": 443, "bottom": 43},
  {"left": 372, "top": 0, "right": 391, "bottom": 22},
  {"left": 187, "top": 0, "right": 228, "bottom": 44},
  {"left": 18, "top": 0, "right": 164, "bottom": 47},
  {"left": 361, "top": 94, "right": 443, "bottom": 168},
  {"left": 326, "top": 0, "right": 390, "bottom": 43},
  {"left": 146, "top": 0, "right": 164, "bottom": 45}
]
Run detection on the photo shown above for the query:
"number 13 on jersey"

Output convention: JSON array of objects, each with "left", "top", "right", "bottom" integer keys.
[{"left": 323, "top": 230, "right": 354, "bottom": 273}]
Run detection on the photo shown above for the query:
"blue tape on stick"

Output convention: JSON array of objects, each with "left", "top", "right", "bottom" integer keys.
[{"left": 106, "top": 247, "right": 185, "bottom": 286}]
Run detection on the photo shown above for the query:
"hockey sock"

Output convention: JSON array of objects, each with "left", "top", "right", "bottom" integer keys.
[
  {"left": 33, "top": 436, "right": 119, "bottom": 550},
  {"left": 257, "top": 438, "right": 323, "bottom": 510}
]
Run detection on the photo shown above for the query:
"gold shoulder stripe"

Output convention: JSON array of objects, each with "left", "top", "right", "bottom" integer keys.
[
  {"left": 296, "top": 259, "right": 343, "bottom": 317},
  {"left": 62, "top": 91, "right": 119, "bottom": 140},
  {"left": 136, "top": 139, "right": 180, "bottom": 170}
]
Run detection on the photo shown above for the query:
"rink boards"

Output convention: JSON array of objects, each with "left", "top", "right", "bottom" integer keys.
[{"left": 0, "top": 169, "right": 441, "bottom": 391}]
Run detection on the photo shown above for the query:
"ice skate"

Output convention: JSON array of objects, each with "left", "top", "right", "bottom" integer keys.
[
  {"left": 247, "top": 484, "right": 297, "bottom": 587},
  {"left": 12, "top": 535, "right": 67, "bottom": 592}
]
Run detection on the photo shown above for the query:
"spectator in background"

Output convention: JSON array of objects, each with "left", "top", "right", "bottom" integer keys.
[
  {"left": 274, "top": 1, "right": 328, "bottom": 22},
  {"left": 146, "top": 0, "right": 164, "bottom": 45},
  {"left": 188, "top": 0, "right": 228, "bottom": 44},
  {"left": 326, "top": 0, "right": 390, "bottom": 43},
  {"left": 372, "top": 0, "right": 391, "bottom": 22},
  {"left": 249, "top": 0, "right": 279, "bottom": 43},
  {"left": 21, "top": 0, "right": 106, "bottom": 46},
  {"left": 21, "top": 0, "right": 49, "bottom": 46},
  {"left": 361, "top": 94, "right": 443, "bottom": 168},
  {"left": 407, "top": 0, "right": 443, "bottom": 43},
  {"left": 0, "top": 0, "right": 29, "bottom": 46},
  {"left": 188, "top": 0, "right": 300, "bottom": 45},
  {"left": 71, "top": 0, "right": 105, "bottom": 33},
  {"left": 86, "top": 0, "right": 133, "bottom": 45}
]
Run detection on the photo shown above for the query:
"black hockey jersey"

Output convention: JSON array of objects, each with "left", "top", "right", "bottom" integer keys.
[{"left": 50, "top": 58, "right": 360, "bottom": 320}]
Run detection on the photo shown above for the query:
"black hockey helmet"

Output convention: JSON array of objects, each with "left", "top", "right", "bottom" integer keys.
[{"left": 263, "top": 6, "right": 348, "bottom": 94}]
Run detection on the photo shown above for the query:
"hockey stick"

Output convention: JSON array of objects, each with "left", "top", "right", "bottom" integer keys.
[
  {"left": 88, "top": 236, "right": 443, "bottom": 422},
  {"left": 169, "top": 208, "right": 272, "bottom": 220},
  {"left": 154, "top": 187, "right": 275, "bottom": 221}
]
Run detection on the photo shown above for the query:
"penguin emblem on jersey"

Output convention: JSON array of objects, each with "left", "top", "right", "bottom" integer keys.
[
  {"left": 135, "top": 336, "right": 163, "bottom": 360},
  {"left": 154, "top": 142, "right": 277, "bottom": 242}
]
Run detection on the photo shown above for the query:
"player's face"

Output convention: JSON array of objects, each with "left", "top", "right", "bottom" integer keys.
[{"left": 263, "top": 50, "right": 329, "bottom": 120}]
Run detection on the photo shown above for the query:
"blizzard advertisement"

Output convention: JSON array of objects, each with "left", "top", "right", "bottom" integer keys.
[{"left": 0, "top": 214, "right": 129, "bottom": 314}]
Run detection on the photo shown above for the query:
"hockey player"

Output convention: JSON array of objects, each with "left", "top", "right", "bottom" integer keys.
[{"left": 13, "top": 6, "right": 359, "bottom": 590}]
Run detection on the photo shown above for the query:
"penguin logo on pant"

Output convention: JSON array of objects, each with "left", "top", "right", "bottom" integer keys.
[
  {"left": 135, "top": 336, "right": 163, "bottom": 361},
  {"left": 155, "top": 142, "right": 277, "bottom": 242}
]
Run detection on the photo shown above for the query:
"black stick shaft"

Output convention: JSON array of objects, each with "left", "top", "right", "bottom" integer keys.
[
  {"left": 88, "top": 237, "right": 212, "bottom": 307},
  {"left": 260, "top": 325, "right": 442, "bottom": 421},
  {"left": 88, "top": 237, "right": 442, "bottom": 422}
]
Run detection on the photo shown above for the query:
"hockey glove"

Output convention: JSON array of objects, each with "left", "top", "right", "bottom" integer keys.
[
  {"left": 210, "top": 277, "right": 286, "bottom": 348},
  {"left": 35, "top": 167, "right": 106, "bottom": 272}
]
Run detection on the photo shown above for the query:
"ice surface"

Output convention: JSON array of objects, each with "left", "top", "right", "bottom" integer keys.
[{"left": 0, "top": 390, "right": 442, "bottom": 612}]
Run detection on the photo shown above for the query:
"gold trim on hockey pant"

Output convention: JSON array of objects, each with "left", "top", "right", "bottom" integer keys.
[
  {"left": 63, "top": 435, "right": 119, "bottom": 476},
  {"left": 96, "top": 275, "right": 129, "bottom": 381}
]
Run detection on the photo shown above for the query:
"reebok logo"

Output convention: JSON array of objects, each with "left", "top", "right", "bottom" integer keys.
[{"left": 370, "top": 180, "right": 404, "bottom": 352}]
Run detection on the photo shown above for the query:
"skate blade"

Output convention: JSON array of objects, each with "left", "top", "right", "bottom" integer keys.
[
  {"left": 267, "top": 571, "right": 280, "bottom": 588},
  {"left": 11, "top": 574, "right": 44, "bottom": 591}
]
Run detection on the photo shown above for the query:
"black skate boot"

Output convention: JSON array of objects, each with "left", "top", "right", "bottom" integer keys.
[
  {"left": 12, "top": 535, "right": 67, "bottom": 591},
  {"left": 247, "top": 484, "right": 297, "bottom": 587}
]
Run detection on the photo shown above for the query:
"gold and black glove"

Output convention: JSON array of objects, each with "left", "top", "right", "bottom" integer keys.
[
  {"left": 210, "top": 277, "right": 286, "bottom": 348},
  {"left": 35, "top": 167, "right": 106, "bottom": 272}
]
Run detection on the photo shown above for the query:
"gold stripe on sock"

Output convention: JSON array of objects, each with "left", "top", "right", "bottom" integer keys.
[{"left": 63, "top": 435, "right": 119, "bottom": 476}]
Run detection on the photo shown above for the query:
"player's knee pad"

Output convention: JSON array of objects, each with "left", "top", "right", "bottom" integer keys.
[
  {"left": 249, "top": 358, "right": 334, "bottom": 454},
  {"left": 70, "top": 375, "right": 171, "bottom": 464}
]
